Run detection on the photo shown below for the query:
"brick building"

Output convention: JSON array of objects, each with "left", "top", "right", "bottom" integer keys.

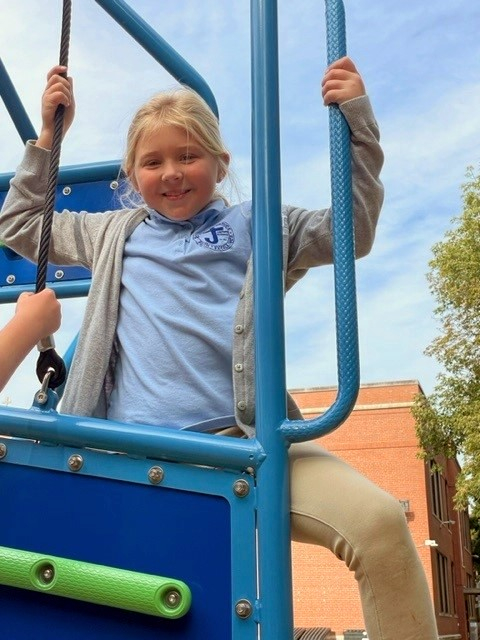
[{"left": 289, "top": 380, "right": 476, "bottom": 640}]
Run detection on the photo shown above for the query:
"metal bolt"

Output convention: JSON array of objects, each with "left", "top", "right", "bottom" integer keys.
[
  {"left": 0, "top": 443, "right": 6, "bottom": 459},
  {"left": 62, "top": 186, "right": 72, "bottom": 196},
  {"left": 235, "top": 599, "right": 253, "bottom": 619},
  {"left": 40, "top": 565, "right": 55, "bottom": 584},
  {"left": 148, "top": 466, "right": 164, "bottom": 484},
  {"left": 233, "top": 479, "right": 250, "bottom": 498},
  {"left": 54, "top": 270, "right": 64, "bottom": 279},
  {"left": 110, "top": 180, "right": 119, "bottom": 190},
  {"left": 35, "top": 390, "right": 48, "bottom": 405},
  {"left": 164, "top": 589, "right": 181, "bottom": 608},
  {"left": 6, "top": 274, "right": 15, "bottom": 284},
  {"left": 68, "top": 454, "right": 84, "bottom": 472}
]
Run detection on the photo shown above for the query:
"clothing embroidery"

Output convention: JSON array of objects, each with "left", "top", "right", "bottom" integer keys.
[{"left": 193, "top": 221, "right": 235, "bottom": 251}]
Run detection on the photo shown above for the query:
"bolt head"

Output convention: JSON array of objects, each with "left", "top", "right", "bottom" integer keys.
[
  {"left": 233, "top": 479, "right": 250, "bottom": 497},
  {"left": 68, "top": 454, "right": 84, "bottom": 471},
  {"left": 235, "top": 599, "right": 252, "bottom": 619},
  {"left": 41, "top": 567, "right": 55, "bottom": 583},
  {"left": 164, "top": 590, "right": 181, "bottom": 608},
  {"left": 148, "top": 466, "right": 164, "bottom": 484}
]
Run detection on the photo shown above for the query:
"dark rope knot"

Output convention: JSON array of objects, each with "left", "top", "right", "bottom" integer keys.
[{"left": 36, "top": 349, "right": 67, "bottom": 389}]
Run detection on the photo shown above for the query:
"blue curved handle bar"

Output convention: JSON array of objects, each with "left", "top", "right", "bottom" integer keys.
[
  {"left": 280, "top": 0, "right": 359, "bottom": 442},
  {"left": 94, "top": 0, "right": 218, "bottom": 117}
]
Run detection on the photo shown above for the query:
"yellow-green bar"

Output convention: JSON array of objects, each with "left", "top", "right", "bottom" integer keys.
[{"left": 0, "top": 546, "right": 191, "bottom": 619}]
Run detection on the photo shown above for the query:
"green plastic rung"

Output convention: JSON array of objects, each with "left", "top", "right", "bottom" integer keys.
[{"left": 0, "top": 545, "right": 191, "bottom": 619}]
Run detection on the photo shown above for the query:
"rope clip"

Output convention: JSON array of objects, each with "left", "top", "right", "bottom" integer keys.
[{"left": 35, "top": 368, "right": 55, "bottom": 405}]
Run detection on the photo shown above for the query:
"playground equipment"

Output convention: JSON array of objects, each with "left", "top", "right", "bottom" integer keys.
[{"left": 0, "top": 0, "right": 358, "bottom": 638}]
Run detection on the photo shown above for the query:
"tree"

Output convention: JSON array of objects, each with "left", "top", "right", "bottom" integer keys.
[{"left": 413, "top": 167, "right": 480, "bottom": 518}]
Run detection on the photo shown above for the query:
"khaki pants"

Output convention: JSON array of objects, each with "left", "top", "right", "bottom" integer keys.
[
  {"left": 289, "top": 442, "right": 437, "bottom": 640},
  {"left": 218, "top": 428, "right": 438, "bottom": 640}
]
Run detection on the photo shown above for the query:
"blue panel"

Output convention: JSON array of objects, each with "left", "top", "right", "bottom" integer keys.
[
  {"left": 0, "top": 179, "right": 121, "bottom": 291},
  {"left": 0, "top": 461, "right": 233, "bottom": 639}
]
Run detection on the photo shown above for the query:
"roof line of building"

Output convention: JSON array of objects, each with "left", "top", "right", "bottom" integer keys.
[
  {"left": 288, "top": 379, "right": 420, "bottom": 393},
  {"left": 301, "top": 401, "right": 414, "bottom": 415}
]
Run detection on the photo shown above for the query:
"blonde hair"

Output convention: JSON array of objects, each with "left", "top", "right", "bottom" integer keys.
[{"left": 121, "top": 86, "right": 230, "bottom": 206}]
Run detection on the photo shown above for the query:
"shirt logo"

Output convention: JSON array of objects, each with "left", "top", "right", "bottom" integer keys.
[{"left": 193, "top": 222, "right": 235, "bottom": 252}]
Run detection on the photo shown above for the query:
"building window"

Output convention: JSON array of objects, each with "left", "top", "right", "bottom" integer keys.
[
  {"left": 460, "top": 510, "right": 472, "bottom": 552},
  {"left": 430, "top": 461, "right": 448, "bottom": 522},
  {"left": 450, "top": 561, "right": 456, "bottom": 615},
  {"left": 436, "top": 551, "right": 455, "bottom": 615}
]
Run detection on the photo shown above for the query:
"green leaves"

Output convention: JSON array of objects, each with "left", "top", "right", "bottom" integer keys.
[{"left": 414, "top": 167, "right": 480, "bottom": 518}]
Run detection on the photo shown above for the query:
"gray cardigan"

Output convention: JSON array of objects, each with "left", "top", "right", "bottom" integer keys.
[{"left": 0, "top": 95, "right": 384, "bottom": 436}]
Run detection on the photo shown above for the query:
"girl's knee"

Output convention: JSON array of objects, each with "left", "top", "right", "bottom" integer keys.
[
  {"left": 359, "top": 491, "right": 412, "bottom": 545},
  {"left": 370, "top": 488, "right": 405, "bottom": 522}
]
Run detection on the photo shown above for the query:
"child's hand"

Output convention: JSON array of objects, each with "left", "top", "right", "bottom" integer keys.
[
  {"left": 36, "top": 65, "right": 75, "bottom": 149},
  {"left": 321, "top": 57, "right": 366, "bottom": 106},
  {"left": 15, "top": 289, "right": 62, "bottom": 340}
]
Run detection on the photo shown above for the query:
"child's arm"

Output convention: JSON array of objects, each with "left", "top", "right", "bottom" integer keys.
[
  {"left": 285, "top": 57, "right": 384, "bottom": 286},
  {"left": 0, "top": 289, "right": 61, "bottom": 391}
]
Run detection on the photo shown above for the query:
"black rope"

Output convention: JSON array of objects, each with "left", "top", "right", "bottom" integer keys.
[
  {"left": 35, "top": 0, "right": 71, "bottom": 293},
  {"left": 35, "top": 0, "right": 72, "bottom": 389}
]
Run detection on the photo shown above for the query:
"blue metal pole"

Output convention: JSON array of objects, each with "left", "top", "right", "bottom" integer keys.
[
  {"left": 94, "top": 0, "right": 219, "bottom": 118},
  {"left": 0, "top": 281, "right": 91, "bottom": 304},
  {"left": 251, "top": 0, "right": 292, "bottom": 637},
  {"left": 0, "top": 162, "right": 120, "bottom": 194},
  {"left": 0, "top": 58, "right": 37, "bottom": 143},
  {"left": 0, "top": 405, "right": 265, "bottom": 472}
]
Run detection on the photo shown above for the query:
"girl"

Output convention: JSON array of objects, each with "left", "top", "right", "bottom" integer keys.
[
  {"left": 0, "top": 59, "right": 437, "bottom": 639},
  {"left": 0, "top": 289, "right": 61, "bottom": 391}
]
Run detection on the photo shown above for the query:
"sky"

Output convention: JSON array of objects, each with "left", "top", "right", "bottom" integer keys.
[{"left": 0, "top": 0, "right": 479, "bottom": 410}]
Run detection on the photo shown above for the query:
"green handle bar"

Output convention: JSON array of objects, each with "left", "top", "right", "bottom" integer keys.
[{"left": 0, "top": 545, "right": 191, "bottom": 619}]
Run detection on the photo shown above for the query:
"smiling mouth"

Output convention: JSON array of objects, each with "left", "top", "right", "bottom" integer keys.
[{"left": 164, "top": 190, "right": 190, "bottom": 200}]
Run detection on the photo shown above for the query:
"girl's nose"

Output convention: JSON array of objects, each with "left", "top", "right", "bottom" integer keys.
[{"left": 162, "top": 162, "right": 182, "bottom": 181}]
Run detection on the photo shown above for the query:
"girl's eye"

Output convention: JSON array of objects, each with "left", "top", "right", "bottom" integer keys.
[{"left": 180, "top": 154, "right": 195, "bottom": 163}]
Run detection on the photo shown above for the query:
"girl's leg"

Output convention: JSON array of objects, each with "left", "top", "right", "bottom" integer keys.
[{"left": 289, "top": 442, "right": 438, "bottom": 640}]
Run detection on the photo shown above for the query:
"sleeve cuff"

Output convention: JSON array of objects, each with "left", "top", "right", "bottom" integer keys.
[{"left": 339, "top": 95, "right": 377, "bottom": 133}]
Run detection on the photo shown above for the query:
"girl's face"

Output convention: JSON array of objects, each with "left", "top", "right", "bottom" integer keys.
[{"left": 130, "top": 125, "right": 228, "bottom": 221}]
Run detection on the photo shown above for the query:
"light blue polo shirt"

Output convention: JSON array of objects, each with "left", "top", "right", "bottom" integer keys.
[{"left": 107, "top": 199, "right": 252, "bottom": 430}]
